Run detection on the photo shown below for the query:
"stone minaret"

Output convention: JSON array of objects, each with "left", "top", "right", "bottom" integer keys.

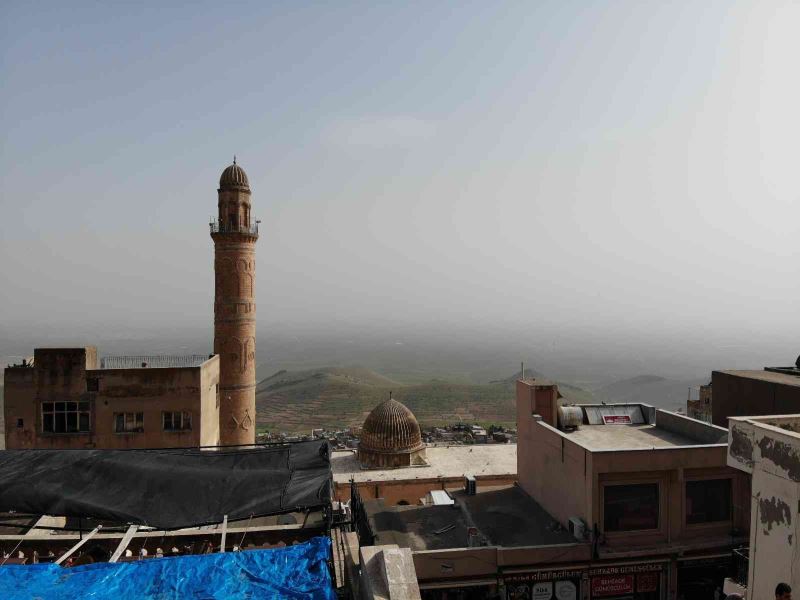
[{"left": 211, "top": 159, "right": 258, "bottom": 445}]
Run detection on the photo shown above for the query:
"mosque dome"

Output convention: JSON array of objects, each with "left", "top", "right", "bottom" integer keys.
[
  {"left": 219, "top": 159, "right": 250, "bottom": 190},
  {"left": 358, "top": 395, "right": 427, "bottom": 469}
]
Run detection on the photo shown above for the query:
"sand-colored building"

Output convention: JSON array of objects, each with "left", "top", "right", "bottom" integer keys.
[
  {"left": 514, "top": 378, "right": 750, "bottom": 598},
  {"left": 3, "top": 160, "right": 263, "bottom": 450},
  {"left": 333, "top": 444, "right": 517, "bottom": 506},
  {"left": 211, "top": 159, "right": 259, "bottom": 446},
  {"left": 686, "top": 382, "right": 712, "bottom": 423},
  {"left": 3, "top": 347, "right": 220, "bottom": 450}
]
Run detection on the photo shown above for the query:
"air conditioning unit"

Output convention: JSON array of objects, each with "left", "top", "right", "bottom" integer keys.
[
  {"left": 464, "top": 475, "right": 477, "bottom": 496},
  {"left": 567, "top": 517, "right": 586, "bottom": 540}
]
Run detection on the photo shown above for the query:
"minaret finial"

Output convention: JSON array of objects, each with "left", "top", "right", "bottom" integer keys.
[
  {"left": 233, "top": 155, "right": 237, "bottom": 165},
  {"left": 389, "top": 390, "right": 393, "bottom": 400}
]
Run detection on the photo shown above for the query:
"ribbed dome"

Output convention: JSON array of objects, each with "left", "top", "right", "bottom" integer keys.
[
  {"left": 360, "top": 398, "right": 424, "bottom": 454},
  {"left": 219, "top": 161, "right": 249, "bottom": 189}
]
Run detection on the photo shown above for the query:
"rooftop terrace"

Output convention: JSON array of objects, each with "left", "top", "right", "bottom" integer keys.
[
  {"left": 331, "top": 444, "right": 516, "bottom": 483},
  {"left": 365, "top": 484, "right": 576, "bottom": 551},
  {"left": 555, "top": 404, "right": 729, "bottom": 450},
  {"left": 716, "top": 369, "right": 800, "bottom": 387},
  {"left": 98, "top": 355, "right": 211, "bottom": 369},
  {"left": 566, "top": 423, "right": 702, "bottom": 450}
]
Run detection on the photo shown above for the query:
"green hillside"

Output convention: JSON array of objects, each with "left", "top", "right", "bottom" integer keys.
[{"left": 255, "top": 367, "right": 593, "bottom": 433}]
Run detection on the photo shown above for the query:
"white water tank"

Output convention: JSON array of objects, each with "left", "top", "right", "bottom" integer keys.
[{"left": 558, "top": 406, "right": 583, "bottom": 430}]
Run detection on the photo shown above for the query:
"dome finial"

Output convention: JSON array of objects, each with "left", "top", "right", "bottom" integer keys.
[{"left": 219, "top": 160, "right": 249, "bottom": 189}]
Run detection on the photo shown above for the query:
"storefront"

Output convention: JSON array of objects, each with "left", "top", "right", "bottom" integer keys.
[
  {"left": 422, "top": 560, "right": 669, "bottom": 600},
  {"left": 420, "top": 579, "right": 502, "bottom": 600},
  {"left": 676, "top": 554, "right": 733, "bottom": 600},
  {"left": 504, "top": 568, "right": 584, "bottom": 600},
  {"left": 589, "top": 563, "right": 664, "bottom": 600}
]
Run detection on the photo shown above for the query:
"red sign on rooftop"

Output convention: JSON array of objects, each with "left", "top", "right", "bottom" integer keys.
[{"left": 602, "top": 415, "right": 632, "bottom": 425}]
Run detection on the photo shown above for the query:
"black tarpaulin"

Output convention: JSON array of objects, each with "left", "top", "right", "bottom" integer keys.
[{"left": 0, "top": 441, "right": 331, "bottom": 529}]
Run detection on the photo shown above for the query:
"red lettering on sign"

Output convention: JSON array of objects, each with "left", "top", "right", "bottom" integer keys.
[
  {"left": 602, "top": 415, "right": 632, "bottom": 425},
  {"left": 591, "top": 575, "right": 634, "bottom": 597}
]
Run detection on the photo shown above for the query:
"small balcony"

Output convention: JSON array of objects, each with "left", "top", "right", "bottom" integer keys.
[{"left": 209, "top": 220, "right": 259, "bottom": 235}]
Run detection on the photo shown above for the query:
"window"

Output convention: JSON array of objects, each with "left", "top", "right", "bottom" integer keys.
[
  {"left": 604, "top": 483, "right": 659, "bottom": 532},
  {"left": 87, "top": 378, "right": 99, "bottom": 392},
  {"left": 686, "top": 479, "right": 732, "bottom": 524},
  {"left": 114, "top": 412, "right": 144, "bottom": 433},
  {"left": 16, "top": 418, "right": 24, "bottom": 428},
  {"left": 42, "top": 402, "right": 91, "bottom": 434},
  {"left": 163, "top": 411, "right": 192, "bottom": 431}
]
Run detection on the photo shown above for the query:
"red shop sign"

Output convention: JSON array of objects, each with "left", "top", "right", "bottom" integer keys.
[
  {"left": 592, "top": 575, "right": 634, "bottom": 597},
  {"left": 602, "top": 415, "right": 632, "bottom": 424}
]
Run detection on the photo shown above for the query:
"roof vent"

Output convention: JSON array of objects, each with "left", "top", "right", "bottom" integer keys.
[
  {"left": 568, "top": 517, "right": 586, "bottom": 540},
  {"left": 465, "top": 475, "right": 477, "bottom": 496}
]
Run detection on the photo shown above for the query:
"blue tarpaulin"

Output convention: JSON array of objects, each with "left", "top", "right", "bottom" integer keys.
[{"left": 0, "top": 536, "right": 336, "bottom": 600}]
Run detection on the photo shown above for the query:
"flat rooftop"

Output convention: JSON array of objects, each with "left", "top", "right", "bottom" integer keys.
[
  {"left": 366, "top": 484, "right": 577, "bottom": 551},
  {"left": 98, "top": 355, "right": 211, "bottom": 369},
  {"left": 331, "top": 444, "right": 516, "bottom": 483},
  {"left": 556, "top": 404, "right": 728, "bottom": 450},
  {"left": 565, "top": 423, "right": 701, "bottom": 450},
  {"left": 716, "top": 369, "right": 800, "bottom": 387}
]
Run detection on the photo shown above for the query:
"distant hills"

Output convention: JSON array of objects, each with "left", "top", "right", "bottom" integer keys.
[
  {"left": 256, "top": 366, "right": 515, "bottom": 433},
  {"left": 255, "top": 366, "right": 594, "bottom": 433},
  {"left": 592, "top": 374, "right": 706, "bottom": 411}
]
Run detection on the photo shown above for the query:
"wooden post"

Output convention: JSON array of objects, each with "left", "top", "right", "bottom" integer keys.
[
  {"left": 55, "top": 525, "right": 102, "bottom": 565},
  {"left": 109, "top": 525, "right": 139, "bottom": 563},
  {"left": 220, "top": 515, "right": 228, "bottom": 552}
]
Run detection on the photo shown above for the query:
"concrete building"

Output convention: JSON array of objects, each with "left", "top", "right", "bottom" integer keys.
[
  {"left": 211, "top": 159, "right": 259, "bottom": 445},
  {"left": 516, "top": 378, "right": 750, "bottom": 597},
  {"left": 726, "top": 414, "right": 800, "bottom": 600},
  {"left": 3, "top": 347, "right": 220, "bottom": 449},
  {"left": 515, "top": 378, "right": 752, "bottom": 597},
  {"left": 709, "top": 366, "right": 800, "bottom": 428}
]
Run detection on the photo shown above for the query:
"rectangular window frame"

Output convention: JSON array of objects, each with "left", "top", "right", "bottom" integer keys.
[
  {"left": 685, "top": 477, "right": 733, "bottom": 526},
  {"left": 41, "top": 401, "right": 91, "bottom": 434},
  {"left": 602, "top": 481, "right": 661, "bottom": 533},
  {"left": 162, "top": 411, "right": 192, "bottom": 432},
  {"left": 114, "top": 412, "right": 144, "bottom": 434}
]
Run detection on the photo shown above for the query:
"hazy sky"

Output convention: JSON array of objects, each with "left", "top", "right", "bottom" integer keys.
[{"left": 1, "top": 1, "right": 798, "bottom": 349}]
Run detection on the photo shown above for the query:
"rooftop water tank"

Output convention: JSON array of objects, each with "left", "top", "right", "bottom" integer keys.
[{"left": 558, "top": 406, "right": 583, "bottom": 430}]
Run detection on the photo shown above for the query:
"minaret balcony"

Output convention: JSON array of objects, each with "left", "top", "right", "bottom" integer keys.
[{"left": 209, "top": 220, "right": 259, "bottom": 235}]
